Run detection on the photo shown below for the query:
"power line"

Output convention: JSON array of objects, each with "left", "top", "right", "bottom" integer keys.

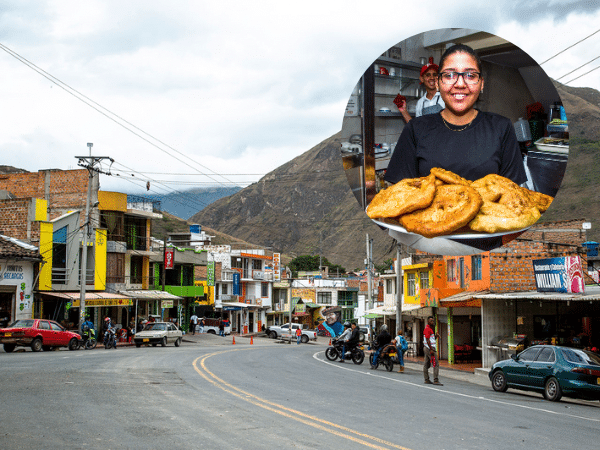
[
  {"left": 556, "top": 54, "right": 600, "bottom": 81},
  {"left": 564, "top": 64, "right": 600, "bottom": 85},
  {"left": 539, "top": 28, "right": 600, "bottom": 65},
  {"left": 0, "top": 42, "right": 236, "bottom": 187}
]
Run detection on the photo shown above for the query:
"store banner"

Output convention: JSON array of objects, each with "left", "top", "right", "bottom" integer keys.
[
  {"left": 532, "top": 256, "right": 585, "bottom": 293},
  {"left": 207, "top": 261, "right": 215, "bottom": 286},
  {"left": 273, "top": 253, "right": 281, "bottom": 282},
  {"left": 233, "top": 272, "right": 241, "bottom": 296},
  {"left": 164, "top": 247, "right": 174, "bottom": 270},
  {"left": 161, "top": 300, "right": 174, "bottom": 309}
]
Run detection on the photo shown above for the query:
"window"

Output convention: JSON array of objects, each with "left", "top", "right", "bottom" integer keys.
[
  {"left": 130, "top": 256, "right": 144, "bottom": 284},
  {"left": 386, "top": 279, "right": 394, "bottom": 295},
  {"left": 107, "top": 253, "right": 125, "bottom": 284},
  {"left": 407, "top": 273, "right": 416, "bottom": 297},
  {"left": 518, "top": 347, "right": 540, "bottom": 362},
  {"left": 222, "top": 283, "right": 228, "bottom": 295},
  {"left": 231, "top": 257, "right": 242, "bottom": 269},
  {"left": 535, "top": 347, "right": 556, "bottom": 363},
  {"left": 261, "top": 282, "right": 268, "bottom": 297},
  {"left": 420, "top": 272, "right": 429, "bottom": 289},
  {"left": 471, "top": 255, "right": 482, "bottom": 281},
  {"left": 252, "top": 259, "right": 262, "bottom": 270},
  {"left": 317, "top": 292, "right": 332, "bottom": 304},
  {"left": 39, "top": 321, "right": 50, "bottom": 330},
  {"left": 447, "top": 260, "right": 457, "bottom": 282}
]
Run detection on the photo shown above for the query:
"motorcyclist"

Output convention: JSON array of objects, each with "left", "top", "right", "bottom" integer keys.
[
  {"left": 103, "top": 317, "right": 117, "bottom": 349},
  {"left": 336, "top": 322, "right": 352, "bottom": 363},
  {"left": 81, "top": 316, "right": 95, "bottom": 345},
  {"left": 370, "top": 324, "right": 392, "bottom": 369}
]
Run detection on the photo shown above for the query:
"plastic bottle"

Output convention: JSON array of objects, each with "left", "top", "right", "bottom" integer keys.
[{"left": 514, "top": 117, "right": 532, "bottom": 142}]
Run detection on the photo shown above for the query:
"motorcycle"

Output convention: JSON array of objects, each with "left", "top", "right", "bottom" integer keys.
[
  {"left": 80, "top": 327, "right": 97, "bottom": 350},
  {"left": 325, "top": 339, "right": 365, "bottom": 365},
  {"left": 369, "top": 343, "right": 397, "bottom": 372},
  {"left": 103, "top": 327, "right": 117, "bottom": 349}
]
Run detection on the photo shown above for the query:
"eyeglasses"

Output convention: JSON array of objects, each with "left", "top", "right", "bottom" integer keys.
[{"left": 438, "top": 71, "right": 481, "bottom": 85}]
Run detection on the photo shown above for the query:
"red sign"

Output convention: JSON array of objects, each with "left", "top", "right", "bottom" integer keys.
[{"left": 164, "top": 247, "right": 174, "bottom": 270}]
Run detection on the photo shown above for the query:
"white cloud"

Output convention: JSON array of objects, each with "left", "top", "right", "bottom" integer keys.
[{"left": 0, "top": 0, "right": 599, "bottom": 197}]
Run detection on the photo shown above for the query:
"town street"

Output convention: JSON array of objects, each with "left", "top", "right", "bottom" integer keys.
[{"left": 0, "top": 335, "right": 598, "bottom": 450}]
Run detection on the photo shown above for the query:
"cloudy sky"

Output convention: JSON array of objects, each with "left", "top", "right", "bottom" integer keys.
[{"left": 1, "top": 0, "right": 599, "bottom": 198}]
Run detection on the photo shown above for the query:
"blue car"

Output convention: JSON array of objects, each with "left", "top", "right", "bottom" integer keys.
[{"left": 489, "top": 345, "right": 600, "bottom": 402}]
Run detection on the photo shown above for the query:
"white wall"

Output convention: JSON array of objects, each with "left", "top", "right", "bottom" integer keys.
[{"left": 0, "top": 261, "right": 35, "bottom": 321}]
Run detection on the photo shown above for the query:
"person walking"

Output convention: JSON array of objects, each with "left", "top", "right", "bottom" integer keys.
[
  {"left": 199, "top": 318, "right": 205, "bottom": 334},
  {"left": 393, "top": 328, "right": 408, "bottom": 373},
  {"left": 423, "top": 316, "right": 443, "bottom": 385},
  {"left": 219, "top": 320, "right": 225, "bottom": 337},
  {"left": 295, "top": 327, "right": 302, "bottom": 345},
  {"left": 190, "top": 313, "right": 198, "bottom": 335}
]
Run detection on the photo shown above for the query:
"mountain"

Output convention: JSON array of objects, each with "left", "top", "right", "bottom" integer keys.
[
  {"left": 190, "top": 132, "right": 396, "bottom": 270},
  {"left": 137, "top": 186, "right": 241, "bottom": 220},
  {"left": 191, "top": 82, "right": 600, "bottom": 270}
]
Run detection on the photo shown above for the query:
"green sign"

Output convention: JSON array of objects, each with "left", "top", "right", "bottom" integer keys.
[{"left": 207, "top": 261, "right": 215, "bottom": 287}]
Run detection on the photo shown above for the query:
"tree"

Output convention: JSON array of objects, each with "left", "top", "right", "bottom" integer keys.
[
  {"left": 375, "top": 258, "right": 395, "bottom": 274},
  {"left": 288, "top": 255, "right": 346, "bottom": 277}
]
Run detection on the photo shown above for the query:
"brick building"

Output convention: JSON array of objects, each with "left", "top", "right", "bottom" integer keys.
[{"left": 415, "top": 219, "right": 599, "bottom": 369}]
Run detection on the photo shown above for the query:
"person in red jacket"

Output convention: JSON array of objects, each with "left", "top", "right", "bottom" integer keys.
[{"left": 423, "top": 316, "right": 443, "bottom": 386}]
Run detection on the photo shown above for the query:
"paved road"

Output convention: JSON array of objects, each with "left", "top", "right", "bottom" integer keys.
[{"left": 1, "top": 335, "right": 598, "bottom": 450}]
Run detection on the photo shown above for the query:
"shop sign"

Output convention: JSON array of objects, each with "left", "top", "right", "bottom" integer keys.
[
  {"left": 273, "top": 253, "right": 281, "bottom": 282},
  {"left": 233, "top": 272, "right": 241, "bottom": 296},
  {"left": 1, "top": 264, "right": 25, "bottom": 280},
  {"left": 207, "top": 261, "right": 215, "bottom": 286},
  {"left": 532, "top": 256, "right": 585, "bottom": 293},
  {"left": 161, "top": 300, "right": 174, "bottom": 309},
  {"left": 223, "top": 306, "right": 241, "bottom": 311},
  {"left": 164, "top": 247, "right": 174, "bottom": 270},
  {"left": 85, "top": 298, "right": 133, "bottom": 307},
  {"left": 295, "top": 303, "right": 306, "bottom": 313}
]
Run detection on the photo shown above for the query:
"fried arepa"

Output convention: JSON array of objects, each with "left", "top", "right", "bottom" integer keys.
[
  {"left": 469, "top": 200, "right": 541, "bottom": 233},
  {"left": 399, "top": 184, "right": 483, "bottom": 238},
  {"left": 366, "top": 173, "right": 436, "bottom": 219},
  {"left": 430, "top": 167, "right": 472, "bottom": 186}
]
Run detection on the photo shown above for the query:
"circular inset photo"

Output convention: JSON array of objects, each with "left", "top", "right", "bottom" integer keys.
[{"left": 341, "top": 28, "right": 568, "bottom": 255}]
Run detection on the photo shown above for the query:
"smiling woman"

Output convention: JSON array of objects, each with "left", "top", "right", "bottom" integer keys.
[{"left": 384, "top": 43, "right": 527, "bottom": 186}]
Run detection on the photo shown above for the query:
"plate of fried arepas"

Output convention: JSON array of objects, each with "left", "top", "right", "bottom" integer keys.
[{"left": 366, "top": 167, "right": 554, "bottom": 240}]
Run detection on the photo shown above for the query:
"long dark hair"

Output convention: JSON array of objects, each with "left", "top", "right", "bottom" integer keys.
[{"left": 439, "top": 43, "right": 482, "bottom": 73}]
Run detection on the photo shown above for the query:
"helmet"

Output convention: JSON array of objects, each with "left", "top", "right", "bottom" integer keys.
[
  {"left": 104, "top": 317, "right": 110, "bottom": 322},
  {"left": 343, "top": 322, "right": 351, "bottom": 328}
]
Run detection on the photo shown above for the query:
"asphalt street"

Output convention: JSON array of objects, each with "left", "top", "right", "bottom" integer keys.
[{"left": 0, "top": 335, "right": 598, "bottom": 450}]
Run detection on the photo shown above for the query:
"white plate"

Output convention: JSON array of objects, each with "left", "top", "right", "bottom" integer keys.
[{"left": 372, "top": 218, "right": 531, "bottom": 239}]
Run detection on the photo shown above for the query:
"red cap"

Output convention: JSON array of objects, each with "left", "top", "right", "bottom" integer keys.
[{"left": 420, "top": 56, "right": 439, "bottom": 77}]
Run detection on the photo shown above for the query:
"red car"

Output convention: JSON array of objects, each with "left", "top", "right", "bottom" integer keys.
[{"left": 0, "top": 319, "right": 81, "bottom": 352}]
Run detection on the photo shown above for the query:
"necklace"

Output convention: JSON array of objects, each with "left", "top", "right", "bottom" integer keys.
[{"left": 441, "top": 113, "right": 475, "bottom": 132}]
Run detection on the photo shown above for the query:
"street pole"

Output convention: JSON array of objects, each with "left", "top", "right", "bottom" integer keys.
[
  {"left": 366, "top": 234, "right": 373, "bottom": 333},
  {"left": 76, "top": 147, "right": 113, "bottom": 332},
  {"left": 396, "top": 243, "right": 403, "bottom": 334},
  {"left": 78, "top": 143, "right": 93, "bottom": 332}
]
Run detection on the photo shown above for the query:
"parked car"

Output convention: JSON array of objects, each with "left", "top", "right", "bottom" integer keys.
[
  {"left": 359, "top": 326, "right": 372, "bottom": 344},
  {"left": 489, "top": 345, "right": 600, "bottom": 402},
  {"left": 134, "top": 322, "right": 182, "bottom": 347},
  {"left": 0, "top": 319, "right": 81, "bottom": 352},
  {"left": 266, "top": 323, "right": 317, "bottom": 343}
]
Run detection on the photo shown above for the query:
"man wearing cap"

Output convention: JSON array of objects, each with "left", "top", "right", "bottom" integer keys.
[{"left": 397, "top": 57, "right": 445, "bottom": 122}]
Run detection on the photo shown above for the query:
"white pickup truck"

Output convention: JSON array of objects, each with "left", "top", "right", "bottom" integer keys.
[{"left": 266, "top": 323, "right": 317, "bottom": 343}]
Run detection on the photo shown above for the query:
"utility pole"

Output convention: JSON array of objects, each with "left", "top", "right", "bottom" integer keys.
[
  {"left": 366, "top": 234, "right": 373, "bottom": 332},
  {"left": 395, "top": 242, "right": 403, "bottom": 331},
  {"left": 76, "top": 146, "right": 113, "bottom": 332}
]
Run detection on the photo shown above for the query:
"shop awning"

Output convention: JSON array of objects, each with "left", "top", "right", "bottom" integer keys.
[
  {"left": 304, "top": 302, "right": 320, "bottom": 308},
  {"left": 39, "top": 291, "right": 133, "bottom": 307},
  {"left": 364, "top": 306, "right": 396, "bottom": 316},
  {"left": 220, "top": 302, "right": 268, "bottom": 309},
  {"left": 120, "top": 290, "right": 183, "bottom": 300}
]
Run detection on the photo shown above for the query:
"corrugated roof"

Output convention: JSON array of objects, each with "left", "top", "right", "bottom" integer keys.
[{"left": 0, "top": 234, "right": 42, "bottom": 260}]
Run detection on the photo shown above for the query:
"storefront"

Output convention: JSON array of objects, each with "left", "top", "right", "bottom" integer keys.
[
  {"left": 38, "top": 291, "right": 135, "bottom": 331},
  {"left": 0, "top": 236, "right": 42, "bottom": 326}
]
